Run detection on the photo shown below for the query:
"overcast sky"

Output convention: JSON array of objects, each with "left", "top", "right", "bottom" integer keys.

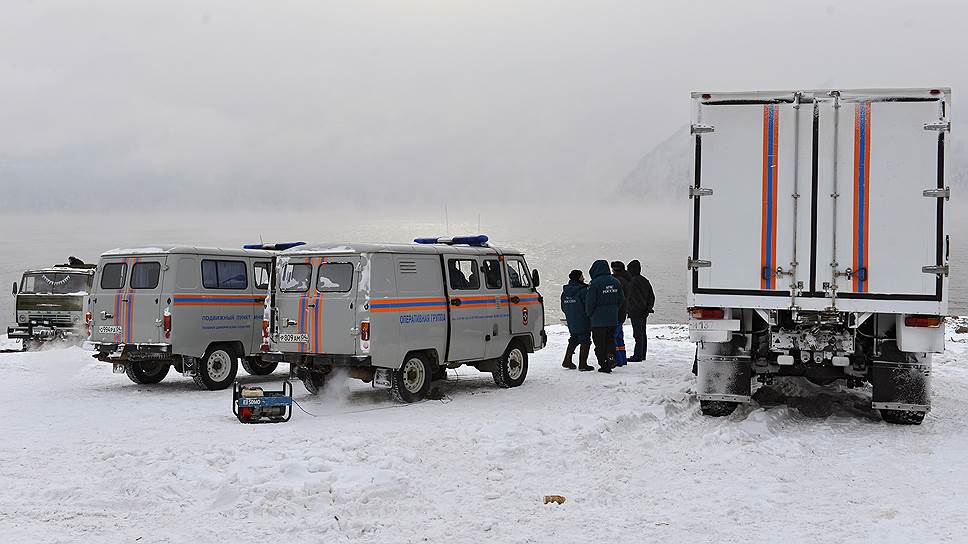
[{"left": 2, "top": 0, "right": 964, "bottom": 213}]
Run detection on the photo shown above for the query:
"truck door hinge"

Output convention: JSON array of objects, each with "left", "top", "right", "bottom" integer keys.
[
  {"left": 689, "top": 186, "right": 713, "bottom": 198},
  {"left": 922, "top": 264, "right": 949, "bottom": 277},
  {"left": 690, "top": 124, "right": 715, "bottom": 135},
  {"left": 924, "top": 120, "right": 951, "bottom": 132},
  {"left": 923, "top": 187, "right": 950, "bottom": 200},
  {"left": 687, "top": 258, "right": 712, "bottom": 270}
]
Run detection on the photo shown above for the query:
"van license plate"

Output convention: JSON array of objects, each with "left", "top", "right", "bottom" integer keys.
[
  {"left": 99, "top": 326, "right": 123, "bottom": 334},
  {"left": 277, "top": 333, "right": 309, "bottom": 344}
]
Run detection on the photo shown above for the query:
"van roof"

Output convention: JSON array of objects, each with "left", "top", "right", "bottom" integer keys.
[
  {"left": 100, "top": 246, "right": 274, "bottom": 258},
  {"left": 283, "top": 242, "right": 526, "bottom": 256}
]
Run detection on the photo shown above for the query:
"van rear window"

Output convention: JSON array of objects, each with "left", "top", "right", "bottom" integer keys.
[
  {"left": 201, "top": 260, "right": 248, "bottom": 290},
  {"left": 100, "top": 263, "right": 127, "bottom": 290},
  {"left": 130, "top": 262, "right": 161, "bottom": 289},
  {"left": 317, "top": 263, "right": 354, "bottom": 292},
  {"left": 281, "top": 263, "right": 312, "bottom": 292}
]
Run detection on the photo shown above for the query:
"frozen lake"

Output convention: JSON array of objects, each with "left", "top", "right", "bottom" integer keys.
[{"left": 1, "top": 205, "right": 965, "bottom": 326}]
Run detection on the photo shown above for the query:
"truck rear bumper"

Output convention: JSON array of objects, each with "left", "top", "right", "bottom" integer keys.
[{"left": 92, "top": 343, "right": 171, "bottom": 363}]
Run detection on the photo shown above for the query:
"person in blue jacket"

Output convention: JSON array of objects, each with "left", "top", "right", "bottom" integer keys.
[
  {"left": 560, "top": 270, "right": 594, "bottom": 371},
  {"left": 585, "top": 259, "right": 624, "bottom": 373}
]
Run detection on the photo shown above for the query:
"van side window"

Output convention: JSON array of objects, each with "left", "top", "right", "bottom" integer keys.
[
  {"left": 281, "top": 263, "right": 312, "bottom": 292},
  {"left": 130, "top": 262, "right": 161, "bottom": 289},
  {"left": 448, "top": 259, "right": 480, "bottom": 290},
  {"left": 317, "top": 263, "right": 354, "bottom": 292},
  {"left": 100, "top": 263, "right": 127, "bottom": 290},
  {"left": 482, "top": 259, "right": 503, "bottom": 289},
  {"left": 507, "top": 259, "right": 531, "bottom": 289},
  {"left": 253, "top": 262, "right": 271, "bottom": 290},
  {"left": 201, "top": 260, "right": 248, "bottom": 290}
]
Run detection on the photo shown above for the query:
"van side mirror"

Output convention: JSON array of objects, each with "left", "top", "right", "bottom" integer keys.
[
  {"left": 531, "top": 269, "right": 540, "bottom": 288},
  {"left": 11, "top": 282, "right": 17, "bottom": 296}
]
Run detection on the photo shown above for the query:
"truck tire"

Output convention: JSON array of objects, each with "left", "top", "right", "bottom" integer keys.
[
  {"left": 493, "top": 342, "right": 528, "bottom": 388},
  {"left": 880, "top": 409, "right": 926, "bottom": 425},
  {"left": 700, "top": 400, "right": 738, "bottom": 417},
  {"left": 241, "top": 357, "right": 278, "bottom": 376},
  {"left": 125, "top": 361, "right": 170, "bottom": 385},
  {"left": 390, "top": 354, "right": 431, "bottom": 403},
  {"left": 193, "top": 345, "right": 239, "bottom": 391}
]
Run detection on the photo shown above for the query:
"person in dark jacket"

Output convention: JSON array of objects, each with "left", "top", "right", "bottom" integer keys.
[
  {"left": 585, "top": 260, "right": 624, "bottom": 373},
  {"left": 559, "top": 270, "right": 593, "bottom": 371},
  {"left": 610, "top": 261, "right": 632, "bottom": 367},
  {"left": 626, "top": 260, "right": 656, "bottom": 362}
]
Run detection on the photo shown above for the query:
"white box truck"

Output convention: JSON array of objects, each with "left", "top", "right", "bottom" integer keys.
[{"left": 687, "top": 88, "right": 951, "bottom": 425}]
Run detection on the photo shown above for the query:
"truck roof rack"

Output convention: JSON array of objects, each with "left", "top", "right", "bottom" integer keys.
[
  {"left": 243, "top": 242, "right": 306, "bottom": 251},
  {"left": 414, "top": 235, "right": 489, "bottom": 247}
]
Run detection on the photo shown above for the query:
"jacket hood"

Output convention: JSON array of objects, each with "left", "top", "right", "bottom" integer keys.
[
  {"left": 562, "top": 280, "right": 585, "bottom": 296},
  {"left": 628, "top": 260, "right": 641, "bottom": 276},
  {"left": 589, "top": 260, "right": 610, "bottom": 278}
]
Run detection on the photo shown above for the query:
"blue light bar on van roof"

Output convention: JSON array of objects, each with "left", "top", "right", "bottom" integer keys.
[
  {"left": 243, "top": 242, "right": 306, "bottom": 251},
  {"left": 414, "top": 235, "right": 489, "bottom": 247}
]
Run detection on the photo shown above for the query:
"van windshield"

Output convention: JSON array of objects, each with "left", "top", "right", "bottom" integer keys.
[{"left": 21, "top": 273, "right": 93, "bottom": 295}]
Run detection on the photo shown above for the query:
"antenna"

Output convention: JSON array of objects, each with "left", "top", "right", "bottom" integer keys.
[
  {"left": 444, "top": 204, "right": 449, "bottom": 235},
  {"left": 477, "top": 213, "right": 481, "bottom": 233}
]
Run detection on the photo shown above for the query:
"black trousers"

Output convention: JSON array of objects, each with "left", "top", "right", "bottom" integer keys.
[
  {"left": 630, "top": 316, "right": 648, "bottom": 360},
  {"left": 591, "top": 326, "right": 616, "bottom": 366}
]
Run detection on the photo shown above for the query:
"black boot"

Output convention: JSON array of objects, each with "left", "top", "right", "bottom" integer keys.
[
  {"left": 578, "top": 344, "right": 593, "bottom": 371},
  {"left": 562, "top": 342, "right": 577, "bottom": 370},
  {"left": 598, "top": 354, "right": 615, "bottom": 373}
]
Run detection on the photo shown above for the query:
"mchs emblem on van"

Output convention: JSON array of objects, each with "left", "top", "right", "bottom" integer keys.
[{"left": 522, "top": 307, "right": 529, "bottom": 326}]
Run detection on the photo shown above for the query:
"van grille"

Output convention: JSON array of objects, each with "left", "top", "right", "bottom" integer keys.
[{"left": 399, "top": 261, "right": 417, "bottom": 274}]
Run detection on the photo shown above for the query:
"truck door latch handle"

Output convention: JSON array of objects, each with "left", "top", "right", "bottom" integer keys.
[
  {"left": 510, "top": 296, "right": 520, "bottom": 304},
  {"left": 451, "top": 298, "right": 462, "bottom": 306}
]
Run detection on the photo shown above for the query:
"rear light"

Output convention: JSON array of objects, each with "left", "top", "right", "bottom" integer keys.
[
  {"left": 260, "top": 319, "right": 270, "bottom": 352},
  {"left": 689, "top": 307, "right": 725, "bottom": 320},
  {"left": 163, "top": 309, "right": 172, "bottom": 339},
  {"left": 360, "top": 321, "right": 370, "bottom": 342},
  {"left": 904, "top": 315, "right": 942, "bottom": 328},
  {"left": 85, "top": 312, "right": 92, "bottom": 338}
]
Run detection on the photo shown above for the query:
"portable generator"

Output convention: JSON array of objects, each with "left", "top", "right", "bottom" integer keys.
[{"left": 233, "top": 381, "right": 293, "bottom": 424}]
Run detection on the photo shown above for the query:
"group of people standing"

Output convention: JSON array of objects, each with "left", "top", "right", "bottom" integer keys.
[{"left": 560, "top": 260, "right": 655, "bottom": 373}]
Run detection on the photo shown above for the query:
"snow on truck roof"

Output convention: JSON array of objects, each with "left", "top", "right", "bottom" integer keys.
[
  {"left": 101, "top": 246, "right": 274, "bottom": 258},
  {"left": 284, "top": 242, "right": 527, "bottom": 256}
]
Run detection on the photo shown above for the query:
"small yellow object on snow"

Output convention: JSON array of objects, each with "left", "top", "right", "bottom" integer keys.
[{"left": 543, "top": 495, "right": 566, "bottom": 505}]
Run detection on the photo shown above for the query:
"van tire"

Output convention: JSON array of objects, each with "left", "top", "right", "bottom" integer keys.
[
  {"left": 193, "top": 345, "right": 239, "bottom": 391},
  {"left": 493, "top": 342, "right": 528, "bottom": 388},
  {"left": 125, "top": 361, "right": 170, "bottom": 385},
  {"left": 242, "top": 358, "right": 278, "bottom": 376},
  {"left": 390, "top": 354, "right": 431, "bottom": 403}
]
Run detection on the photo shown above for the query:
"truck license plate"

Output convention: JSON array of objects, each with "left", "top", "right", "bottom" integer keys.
[
  {"left": 277, "top": 333, "right": 309, "bottom": 344},
  {"left": 99, "top": 326, "right": 123, "bottom": 334}
]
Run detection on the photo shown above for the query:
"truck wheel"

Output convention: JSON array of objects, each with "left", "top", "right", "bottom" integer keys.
[
  {"left": 125, "top": 361, "right": 170, "bottom": 385},
  {"left": 390, "top": 355, "right": 431, "bottom": 403},
  {"left": 880, "top": 409, "right": 926, "bottom": 425},
  {"left": 493, "top": 343, "right": 528, "bottom": 388},
  {"left": 193, "top": 345, "right": 238, "bottom": 391},
  {"left": 700, "top": 400, "right": 738, "bottom": 417},
  {"left": 241, "top": 358, "right": 278, "bottom": 376}
]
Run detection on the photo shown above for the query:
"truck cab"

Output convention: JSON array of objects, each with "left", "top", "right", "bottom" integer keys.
[
  {"left": 263, "top": 236, "right": 546, "bottom": 402},
  {"left": 8, "top": 260, "right": 96, "bottom": 349}
]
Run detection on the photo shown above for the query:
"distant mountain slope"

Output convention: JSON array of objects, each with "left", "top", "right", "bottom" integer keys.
[{"left": 620, "top": 123, "right": 968, "bottom": 201}]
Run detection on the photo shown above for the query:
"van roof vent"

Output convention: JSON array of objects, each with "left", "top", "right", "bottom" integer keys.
[{"left": 414, "top": 235, "right": 489, "bottom": 247}]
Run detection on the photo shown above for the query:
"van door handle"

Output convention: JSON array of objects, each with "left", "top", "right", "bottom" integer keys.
[
  {"left": 307, "top": 303, "right": 316, "bottom": 308},
  {"left": 101, "top": 311, "right": 113, "bottom": 319},
  {"left": 509, "top": 296, "right": 520, "bottom": 304},
  {"left": 451, "top": 298, "right": 462, "bottom": 307}
]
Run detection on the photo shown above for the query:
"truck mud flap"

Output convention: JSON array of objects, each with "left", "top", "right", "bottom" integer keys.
[
  {"left": 871, "top": 360, "right": 931, "bottom": 413},
  {"left": 697, "top": 356, "right": 752, "bottom": 403}
]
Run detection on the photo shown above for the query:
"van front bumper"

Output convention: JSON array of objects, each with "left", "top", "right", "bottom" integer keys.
[{"left": 92, "top": 343, "right": 172, "bottom": 363}]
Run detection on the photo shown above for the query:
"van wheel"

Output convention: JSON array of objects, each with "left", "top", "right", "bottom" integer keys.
[
  {"left": 700, "top": 400, "right": 738, "bottom": 417},
  {"left": 493, "top": 343, "right": 528, "bottom": 388},
  {"left": 242, "top": 358, "right": 278, "bottom": 376},
  {"left": 390, "top": 355, "right": 431, "bottom": 403},
  {"left": 193, "top": 345, "right": 238, "bottom": 391},
  {"left": 880, "top": 409, "right": 926, "bottom": 425},
  {"left": 125, "top": 361, "right": 170, "bottom": 385},
  {"left": 299, "top": 369, "right": 327, "bottom": 395}
]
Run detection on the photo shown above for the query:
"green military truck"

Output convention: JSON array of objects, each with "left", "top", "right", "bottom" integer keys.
[{"left": 8, "top": 258, "right": 96, "bottom": 350}]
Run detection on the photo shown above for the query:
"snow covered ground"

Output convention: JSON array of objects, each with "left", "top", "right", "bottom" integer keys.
[{"left": 1, "top": 321, "right": 967, "bottom": 543}]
